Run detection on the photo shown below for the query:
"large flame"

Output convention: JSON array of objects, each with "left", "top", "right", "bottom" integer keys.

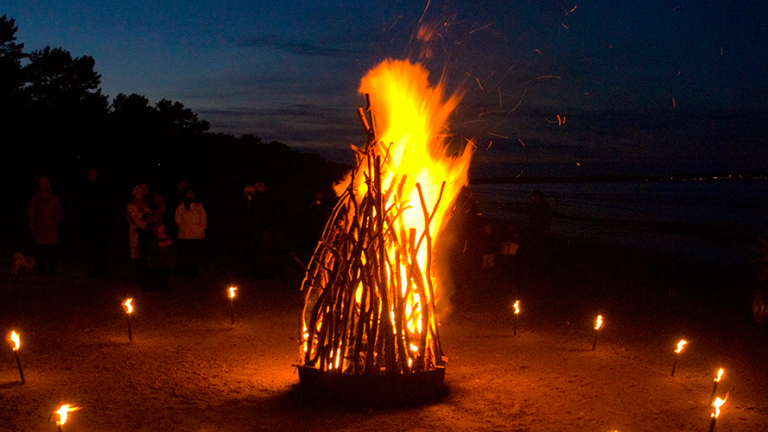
[
  {"left": 357, "top": 59, "right": 472, "bottom": 253},
  {"left": 594, "top": 315, "right": 603, "bottom": 330},
  {"left": 513, "top": 301, "right": 520, "bottom": 316},
  {"left": 229, "top": 286, "right": 237, "bottom": 299},
  {"left": 55, "top": 404, "right": 81, "bottom": 426},
  {"left": 675, "top": 339, "right": 687, "bottom": 354},
  {"left": 299, "top": 59, "right": 472, "bottom": 373},
  {"left": 356, "top": 60, "right": 471, "bottom": 356},
  {"left": 10, "top": 330, "right": 20, "bottom": 351}
]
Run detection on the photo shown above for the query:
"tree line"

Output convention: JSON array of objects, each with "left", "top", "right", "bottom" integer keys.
[{"left": 0, "top": 14, "right": 348, "bottom": 252}]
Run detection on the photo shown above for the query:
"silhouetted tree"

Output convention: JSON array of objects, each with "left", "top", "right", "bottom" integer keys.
[
  {"left": 156, "top": 99, "right": 210, "bottom": 135},
  {"left": 0, "top": 15, "right": 27, "bottom": 132}
]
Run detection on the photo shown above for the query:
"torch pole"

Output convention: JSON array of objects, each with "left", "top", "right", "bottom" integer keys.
[
  {"left": 709, "top": 381, "right": 719, "bottom": 405},
  {"left": 14, "top": 350, "right": 25, "bottom": 384},
  {"left": 230, "top": 296, "right": 235, "bottom": 326},
  {"left": 57, "top": 425, "right": 63, "bottom": 432},
  {"left": 514, "top": 314, "right": 518, "bottom": 336},
  {"left": 126, "top": 313, "right": 133, "bottom": 342},
  {"left": 708, "top": 415, "right": 717, "bottom": 432},
  {"left": 592, "top": 329, "right": 598, "bottom": 351},
  {"left": 671, "top": 354, "right": 678, "bottom": 376}
]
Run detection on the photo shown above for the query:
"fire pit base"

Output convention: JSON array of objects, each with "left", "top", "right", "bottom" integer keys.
[{"left": 297, "top": 366, "right": 446, "bottom": 407}]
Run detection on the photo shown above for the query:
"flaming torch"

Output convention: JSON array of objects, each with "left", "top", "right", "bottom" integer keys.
[
  {"left": 9, "top": 330, "right": 25, "bottom": 384},
  {"left": 670, "top": 339, "right": 687, "bottom": 377},
  {"left": 513, "top": 300, "right": 520, "bottom": 336},
  {"left": 54, "top": 404, "right": 80, "bottom": 432},
  {"left": 228, "top": 286, "right": 237, "bottom": 326},
  {"left": 709, "top": 393, "right": 728, "bottom": 432},
  {"left": 709, "top": 368, "right": 725, "bottom": 405},
  {"left": 123, "top": 298, "right": 133, "bottom": 342},
  {"left": 592, "top": 315, "right": 603, "bottom": 351}
]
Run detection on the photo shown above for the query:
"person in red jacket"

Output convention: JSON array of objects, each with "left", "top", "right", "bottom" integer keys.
[{"left": 28, "top": 176, "right": 62, "bottom": 275}]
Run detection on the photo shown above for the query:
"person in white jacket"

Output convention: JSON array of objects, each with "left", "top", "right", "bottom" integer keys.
[{"left": 175, "top": 189, "right": 207, "bottom": 277}]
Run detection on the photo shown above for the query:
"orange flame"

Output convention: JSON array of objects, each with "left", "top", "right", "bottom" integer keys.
[
  {"left": 712, "top": 394, "right": 728, "bottom": 418},
  {"left": 357, "top": 60, "right": 472, "bottom": 323},
  {"left": 513, "top": 300, "right": 520, "bottom": 315},
  {"left": 594, "top": 315, "right": 603, "bottom": 330},
  {"left": 123, "top": 298, "right": 133, "bottom": 314},
  {"left": 10, "top": 330, "right": 20, "bottom": 351},
  {"left": 675, "top": 339, "right": 687, "bottom": 354},
  {"left": 300, "top": 59, "right": 472, "bottom": 372},
  {"left": 715, "top": 368, "right": 724, "bottom": 382},
  {"left": 55, "top": 404, "right": 81, "bottom": 426},
  {"left": 229, "top": 286, "right": 237, "bottom": 299}
]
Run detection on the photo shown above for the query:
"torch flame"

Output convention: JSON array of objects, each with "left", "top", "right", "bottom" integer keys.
[
  {"left": 10, "top": 330, "right": 20, "bottom": 351},
  {"left": 715, "top": 368, "right": 724, "bottom": 382},
  {"left": 123, "top": 298, "right": 133, "bottom": 314},
  {"left": 675, "top": 339, "right": 687, "bottom": 354},
  {"left": 229, "top": 286, "right": 237, "bottom": 299},
  {"left": 712, "top": 393, "right": 728, "bottom": 418},
  {"left": 55, "top": 404, "right": 81, "bottom": 426},
  {"left": 513, "top": 300, "right": 520, "bottom": 315},
  {"left": 594, "top": 315, "right": 603, "bottom": 330}
]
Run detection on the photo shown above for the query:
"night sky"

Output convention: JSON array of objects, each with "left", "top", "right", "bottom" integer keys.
[{"left": 5, "top": 1, "right": 767, "bottom": 178}]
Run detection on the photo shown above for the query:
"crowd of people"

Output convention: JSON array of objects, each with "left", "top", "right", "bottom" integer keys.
[
  {"left": 19, "top": 169, "right": 333, "bottom": 292},
  {"left": 21, "top": 170, "right": 553, "bottom": 290}
]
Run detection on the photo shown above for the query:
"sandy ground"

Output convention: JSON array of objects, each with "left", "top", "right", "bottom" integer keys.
[{"left": 1, "top": 240, "right": 768, "bottom": 432}]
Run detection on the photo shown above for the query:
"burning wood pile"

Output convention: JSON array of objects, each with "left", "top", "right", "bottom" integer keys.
[{"left": 298, "top": 60, "right": 472, "bottom": 384}]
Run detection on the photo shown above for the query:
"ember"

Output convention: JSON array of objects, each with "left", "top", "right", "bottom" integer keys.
[{"left": 299, "top": 59, "right": 471, "bottom": 385}]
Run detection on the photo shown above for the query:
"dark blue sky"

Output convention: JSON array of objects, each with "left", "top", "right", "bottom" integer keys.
[{"left": 6, "top": 1, "right": 767, "bottom": 177}]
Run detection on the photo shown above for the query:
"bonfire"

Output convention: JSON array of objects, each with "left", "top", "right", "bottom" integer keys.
[{"left": 298, "top": 59, "right": 472, "bottom": 384}]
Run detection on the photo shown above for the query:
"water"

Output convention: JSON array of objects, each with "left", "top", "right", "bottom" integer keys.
[{"left": 470, "top": 181, "right": 768, "bottom": 266}]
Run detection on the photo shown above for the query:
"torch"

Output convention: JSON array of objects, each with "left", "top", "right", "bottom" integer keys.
[
  {"left": 670, "top": 339, "right": 687, "bottom": 377},
  {"left": 54, "top": 404, "right": 81, "bottom": 432},
  {"left": 709, "top": 368, "right": 725, "bottom": 405},
  {"left": 709, "top": 393, "right": 728, "bottom": 432},
  {"left": 592, "top": 315, "right": 603, "bottom": 351},
  {"left": 228, "top": 286, "right": 237, "bottom": 326},
  {"left": 10, "top": 330, "right": 25, "bottom": 384},
  {"left": 123, "top": 298, "right": 133, "bottom": 342},
  {"left": 513, "top": 300, "right": 520, "bottom": 335}
]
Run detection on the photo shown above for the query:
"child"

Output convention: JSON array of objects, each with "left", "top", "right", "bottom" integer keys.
[{"left": 145, "top": 223, "right": 175, "bottom": 291}]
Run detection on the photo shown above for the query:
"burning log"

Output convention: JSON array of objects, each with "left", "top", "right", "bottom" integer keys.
[{"left": 298, "top": 60, "right": 471, "bottom": 389}]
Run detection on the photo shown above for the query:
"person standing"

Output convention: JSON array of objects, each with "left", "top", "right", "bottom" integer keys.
[
  {"left": 174, "top": 189, "right": 207, "bottom": 277},
  {"left": 126, "top": 185, "right": 150, "bottom": 282},
  {"left": 28, "top": 176, "right": 62, "bottom": 275}
]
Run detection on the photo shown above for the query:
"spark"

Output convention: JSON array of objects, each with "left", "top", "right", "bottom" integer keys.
[
  {"left": 488, "top": 132, "right": 508, "bottom": 139},
  {"left": 672, "top": 97, "right": 676, "bottom": 108},
  {"left": 518, "top": 139, "right": 526, "bottom": 147},
  {"left": 561, "top": 23, "right": 569, "bottom": 29},
  {"left": 469, "top": 23, "right": 492, "bottom": 34},
  {"left": 486, "top": 141, "right": 493, "bottom": 150},
  {"left": 570, "top": 6, "right": 578, "bottom": 12},
  {"left": 576, "top": 162, "right": 581, "bottom": 166},
  {"left": 418, "top": 0, "right": 431, "bottom": 24},
  {"left": 535, "top": 49, "right": 542, "bottom": 54},
  {"left": 475, "top": 77, "right": 484, "bottom": 91}
]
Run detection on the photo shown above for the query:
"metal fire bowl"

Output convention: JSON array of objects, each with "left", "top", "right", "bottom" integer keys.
[{"left": 297, "top": 366, "right": 446, "bottom": 408}]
